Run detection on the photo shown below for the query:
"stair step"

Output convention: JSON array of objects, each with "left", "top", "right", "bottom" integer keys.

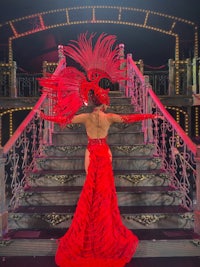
[
  {"left": 5, "top": 92, "right": 196, "bottom": 260},
  {"left": 35, "top": 155, "right": 162, "bottom": 171},
  {"left": 52, "top": 131, "right": 147, "bottom": 145},
  {"left": 1, "top": 229, "right": 199, "bottom": 257},
  {"left": 25, "top": 185, "right": 173, "bottom": 193},
  {"left": 9, "top": 205, "right": 193, "bottom": 230},
  {"left": 27, "top": 169, "right": 169, "bottom": 187},
  {"left": 19, "top": 185, "right": 180, "bottom": 207},
  {"left": 12, "top": 204, "right": 188, "bottom": 214},
  {"left": 5, "top": 228, "right": 199, "bottom": 241},
  {"left": 43, "top": 143, "right": 156, "bottom": 157},
  {"left": 56, "top": 121, "right": 144, "bottom": 134},
  {"left": 1, "top": 256, "right": 200, "bottom": 267}
]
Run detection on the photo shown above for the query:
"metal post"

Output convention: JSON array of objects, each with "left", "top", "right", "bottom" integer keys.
[
  {"left": 186, "top": 58, "right": 192, "bottom": 96},
  {"left": 118, "top": 43, "right": 126, "bottom": 94},
  {"left": 42, "top": 61, "right": 48, "bottom": 77},
  {"left": 168, "top": 59, "right": 175, "bottom": 96},
  {"left": 0, "top": 149, "right": 7, "bottom": 238},
  {"left": 194, "top": 145, "right": 200, "bottom": 234},
  {"left": 10, "top": 61, "right": 17, "bottom": 98},
  {"left": 192, "top": 58, "right": 197, "bottom": 94},
  {"left": 126, "top": 53, "right": 133, "bottom": 97},
  {"left": 139, "top": 59, "right": 144, "bottom": 74},
  {"left": 144, "top": 76, "right": 153, "bottom": 143}
]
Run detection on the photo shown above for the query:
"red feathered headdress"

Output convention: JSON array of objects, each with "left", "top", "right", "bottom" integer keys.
[{"left": 39, "top": 33, "right": 124, "bottom": 127}]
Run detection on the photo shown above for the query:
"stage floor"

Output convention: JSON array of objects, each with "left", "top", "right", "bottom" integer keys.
[{"left": 1, "top": 256, "right": 200, "bottom": 267}]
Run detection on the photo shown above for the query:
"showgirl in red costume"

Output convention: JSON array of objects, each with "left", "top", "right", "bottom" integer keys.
[{"left": 39, "top": 33, "right": 158, "bottom": 267}]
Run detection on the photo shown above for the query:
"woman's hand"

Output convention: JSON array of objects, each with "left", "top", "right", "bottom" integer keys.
[{"left": 154, "top": 115, "right": 164, "bottom": 120}]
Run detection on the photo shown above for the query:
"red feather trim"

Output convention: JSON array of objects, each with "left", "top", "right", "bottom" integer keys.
[{"left": 63, "top": 33, "right": 124, "bottom": 83}]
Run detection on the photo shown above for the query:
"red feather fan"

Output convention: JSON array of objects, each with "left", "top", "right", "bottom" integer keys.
[{"left": 39, "top": 33, "right": 125, "bottom": 127}]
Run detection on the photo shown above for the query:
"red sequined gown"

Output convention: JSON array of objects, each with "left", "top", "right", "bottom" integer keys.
[{"left": 55, "top": 136, "right": 139, "bottom": 267}]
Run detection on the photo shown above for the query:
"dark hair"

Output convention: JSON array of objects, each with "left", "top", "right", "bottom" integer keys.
[{"left": 88, "top": 90, "right": 102, "bottom": 106}]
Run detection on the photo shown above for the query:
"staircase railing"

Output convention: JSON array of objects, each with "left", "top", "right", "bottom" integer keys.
[
  {"left": 1, "top": 47, "right": 200, "bottom": 238},
  {"left": 2, "top": 93, "right": 48, "bottom": 210},
  {"left": 0, "top": 92, "right": 51, "bottom": 236},
  {"left": 0, "top": 49, "right": 66, "bottom": 237},
  {"left": 126, "top": 53, "right": 200, "bottom": 234}
]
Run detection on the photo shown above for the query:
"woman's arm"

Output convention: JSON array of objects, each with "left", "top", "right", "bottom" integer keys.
[
  {"left": 107, "top": 113, "right": 158, "bottom": 124},
  {"left": 71, "top": 113, "right": 88, "bottom": 124},
  {"left": 40, "top": 111, "right": 88, "bottom": 127}
]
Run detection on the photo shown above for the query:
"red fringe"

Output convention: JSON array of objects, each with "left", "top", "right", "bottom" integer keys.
[{"left": 55, "top": 138, "right": 138, "bottom": 267}]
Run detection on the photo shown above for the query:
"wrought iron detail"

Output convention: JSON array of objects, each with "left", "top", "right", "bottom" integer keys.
[
  {"left": 117, "top": 174, "right": 149, "bottom": 185},
  {"left": 34, "top": 213, "right": 73, "bottom": 226},
  {"left": 126, "top": 54, "right": 196, "bottom": 210},
  {"left": 123, "top": 214, "right": 166, "bottom": 226},
  {"left": 191, "top": 239, "right": 200, "bottom": 247},
  {"left": 45, "top": 174, "right": 82, "bottom": 184},
  {"left": 112, "top": 144, "right": 154, "bottom": 155},
  {"left": 9, "top": 213, "right": 24, "bottom": 221},
  {"left": 180, "top": 213, "right": 194, "bottom": 222},
  {"left": 0, "top": 240, "right": 13, "bottom": 247}
]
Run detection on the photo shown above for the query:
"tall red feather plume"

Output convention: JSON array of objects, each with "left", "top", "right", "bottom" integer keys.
[
  {"left": 39, "top": 33, "right": 124, "bottom": 127},
  {"left": 63, "top": 33, "right": 123, "bottom": 83}
]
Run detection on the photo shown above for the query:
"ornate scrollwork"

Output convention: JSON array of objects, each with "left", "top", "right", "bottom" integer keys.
[
  {"left": 9, "top": 213, "right": 24, "bottom": 221},
  {"left": 112, "top": 144, "right": 154, "bottom": 155},
  {"left": 180, "top": 213, "right": 194, "bottom": 221},
  {"left": 45, "top": 174, "right": 82, "bottom": 184},
  {"left": 117, "top": 173, "right": 149, "bottom": 185},
  {"left": 123, "top": 214, "right": 166, "bottom": 226},
  {"left": 191, "top": 239, "right": 200, "bottom": 247},
  {"left": 34, "top": 213, "right": 73, "bottom": 226},
  {"left": 0, "top": 240, "right": 13, "bottom": 247}
]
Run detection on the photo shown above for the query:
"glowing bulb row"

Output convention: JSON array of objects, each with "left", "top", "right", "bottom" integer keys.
[
  {"left": 2, "top": 5, "right": 197, "bottom": 67},
  {"left": 167, "top": 106, "right": 189, "bottom": 134},
  {"left": 0, "top": 107, "right": 32, "bottom": 138}
]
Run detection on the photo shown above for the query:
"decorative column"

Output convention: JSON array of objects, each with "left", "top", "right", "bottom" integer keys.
[
  {"left": 139, "top": 59, "right": 144, "bottom": 75},
  {"left": 0, "top": 148, "right": 8, "bottom": 238},
  {"left": 194, "top": 145, "right": 200, "bottom": 234},
  {"left": 42, "top": 61, "right": 48, "bottom": 77},
  {"left": 192, "top": 58, "right": 197, "bottom": 94},
  {"left": 168, "top": 59, "right": 175, "bottom": 96},
  {"left": 10, "top": 61, "right": 17, "bottom": 98},
  {"left": 186, "top": 58, "right": 192, "bottom": 96},
  {"left": 118, "top": 43, "right": 126, "bottom": 94},
  {"left": 144, "top": 75, "right": 153, "bottom": 143}
]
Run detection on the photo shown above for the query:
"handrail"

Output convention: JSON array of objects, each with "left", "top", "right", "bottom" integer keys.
[
  {"left": 126, "top": 53, "right": 197, "bottom": 213},
  {"left": 148, "top": 88, "right": 197, "bottom": 155},
  {"left": 3, "top": 93, "right": 47, "bottom": 154}
]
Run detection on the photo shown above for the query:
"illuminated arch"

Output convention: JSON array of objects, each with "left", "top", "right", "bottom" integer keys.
[
  {"left": 0, "top": 6, "right": 198, "bottom": 63},
  {"left": 167, "top": 106, "right": 189, "bottom": 134}
]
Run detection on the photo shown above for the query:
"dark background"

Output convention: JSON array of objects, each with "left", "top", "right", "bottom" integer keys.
[{"left": 0, "top": 0, "right": 199, "bottom": 73}]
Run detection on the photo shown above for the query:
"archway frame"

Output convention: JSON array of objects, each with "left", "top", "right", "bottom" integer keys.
[
  {"left": 0, "top": 5, "right": 198, "bottom": 62},
  {"left": 0, "top": 5, "right": 198, "bottom": 94}
]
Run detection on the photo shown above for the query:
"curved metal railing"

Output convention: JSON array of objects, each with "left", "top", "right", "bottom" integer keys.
[{"left": 126, "top": 53, "right": 197, "bottom": 211}]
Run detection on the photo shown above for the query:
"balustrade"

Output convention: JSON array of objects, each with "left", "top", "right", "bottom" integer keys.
[
  {"left": 126, "top": 53, "right": 199, "bottom": 234},
  {"left": 0, "top": 46, "right": 200, "bottom": 238}
]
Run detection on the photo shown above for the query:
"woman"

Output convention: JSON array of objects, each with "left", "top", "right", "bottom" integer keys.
[
  {"left": 54, "top": 96, "right": 158, "bottom": 267},
  {"left": 39, "top": 33, "right": 160, "bottom": 267}
]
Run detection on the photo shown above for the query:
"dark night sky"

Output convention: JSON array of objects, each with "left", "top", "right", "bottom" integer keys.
[{"left": 0, "top": 0, "right": 199, "bottom": 72}]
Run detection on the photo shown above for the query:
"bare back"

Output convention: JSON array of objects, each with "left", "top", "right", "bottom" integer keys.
[
  {"left": 71, "top": 109, "right": 122, "bottom": 139},
  {"left": 84, "top": 110, "right": 111, "bottom": 138}
]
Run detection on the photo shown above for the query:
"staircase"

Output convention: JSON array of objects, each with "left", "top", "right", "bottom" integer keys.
[{"left": 1, "top": 91, "right": 200, "bottom": 266}]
